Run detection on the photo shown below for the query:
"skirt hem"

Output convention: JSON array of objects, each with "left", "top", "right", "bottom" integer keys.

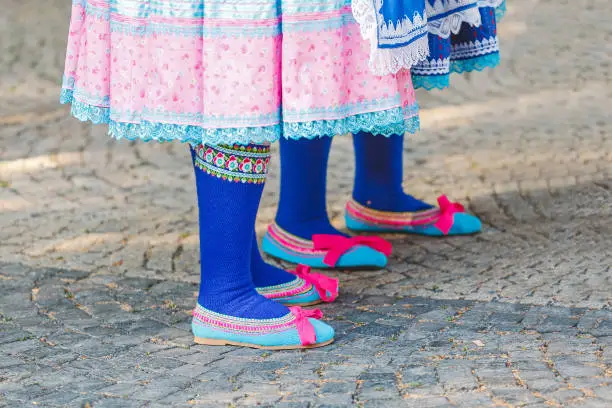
[
  {"left": 413, "top": 52, "right": 501, "bottom": 90},
  {"left": 60, "top": 88, "right": 421, "bottom": 145}
]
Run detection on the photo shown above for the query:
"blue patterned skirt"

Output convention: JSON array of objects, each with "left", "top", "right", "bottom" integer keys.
[{"left": 411, "top": 0, "right": 506, "bottom": 90}]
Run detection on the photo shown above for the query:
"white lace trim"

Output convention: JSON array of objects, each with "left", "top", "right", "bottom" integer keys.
[
  {"left": 426, "top": 0, "right": 478, "bottom": 18},
  {"left": 425, "top": 1, "right": 482, "bottom": 38},
  {"left": 369, "top": 34, "right": 430, "bottom": 76},
  {"left": 411, "top": 57, "right": 451, "bottom": 75},
  {"left": 451, "top": 35, "right": 499, "bottom": 59},
  {"left": 352, "top": 0, "right": 429, "bottom": 75}
]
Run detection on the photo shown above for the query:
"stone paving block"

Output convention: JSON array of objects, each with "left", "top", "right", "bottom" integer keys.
[
  {"left": 524, "top": 378, "right": 563, "bottom": 393},
  {"left": 356, "top": 398, "right": 406, "bottom": 408},
  {"left": 555, "top": 357, "right": 604, "bottom": 378},
  {"left": 130, "top": 386, "right": 185, "bottom": 402},
  {"left": 403, "top": 396, "right": 451, "bottom": 408},
  {"left": 566, "top": 401, "right": 612, "bottom": 408},
  {"left": 547, "top": 388, "right": 585, "bottom": 402},
  {"left": 275, "top": 403, "right": 310, "bottom": 408},
  {"left": 358, "top": 372, "right": 399, "bottom": 400},
  {"left": 436, "top": 363, "right": 478, "bottom": 392},
  {"left": 351, "top": 322, "right": 403, "bottom": 338},
  {"left": 0, "top": 354, "right": 24, "bottom": 369},
  {"left": 30, "top": 390, "right": 82, "bottom": 406},
  {"left": 400, "top": 365, "right": 438, "bottom": 389},
  {"left": 590, "top": 319, "right": 612, "bottom": 337},
  {"left": 319, "top": 382, "right": 355, "bottom": 395},
  {"left": 280, "top": 383, "right": 318, "bottom": 401},
  {"left": 473, "top": 367, "right": 517, "bottom": 388},
  {"left": 321, "top": 364, "right": 370, "bottom": 381},
  {"left": 490, "top": 387, "right": 544, "bottom": 406},
  {"left": 568, "top": 376, "right": 610, "bottom": 390},
  {"left": 593, "top": 386, "right": 612, "bottom": 402},
  {"left": 166, "top": 363, "right": 211, "bottom": 379},
  {"left": 95, "top": 383, "right": 141, "bottom": 399},
  {"left": 446, "top": 391, "right": 495, "bottom": 407},
  {"left": 487, "top": 312, "right": 526, "bottom": 331},
  {"left": 88, "top": 398, "right": 134, "bottom": 408}
]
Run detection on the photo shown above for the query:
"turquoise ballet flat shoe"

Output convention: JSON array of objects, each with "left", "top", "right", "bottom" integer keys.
[
  {"left": 192, "top": 304, "right": 334, "bottom": 350},
  {"left": 261, "top": 224, "right": 391, "bottom": 270},
  {"left": 345, "top": 196, "right": 482, "bottom": 237}
]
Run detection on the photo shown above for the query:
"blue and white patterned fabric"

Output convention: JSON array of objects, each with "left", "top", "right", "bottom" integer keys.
[
  {"left": 411, "top": 0, "right": 506, "bottom": 90},
  {"left": 352, "top": 0, "right": 429, "bottom": 75}
]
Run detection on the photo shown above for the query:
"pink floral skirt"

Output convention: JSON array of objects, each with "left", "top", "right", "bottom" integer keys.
[{"left": 61, "top": 0, "right": 420, "bottom": 145}]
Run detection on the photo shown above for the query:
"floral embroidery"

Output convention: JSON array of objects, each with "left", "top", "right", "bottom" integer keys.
[
  {"left": 193, "top": 144, "right": 270, "bottom": 184},
  {"left": 226, "top": 155, "right": 238, "bottom": 171},
  {"left": 214, "top": 152, "right": 226, "bottom": 167},
  {"left": 239, "top": 158, "right": 253, "bottom": 173},
  {"left": 254, "top": 159, "right": 266, "bottom": 174}
]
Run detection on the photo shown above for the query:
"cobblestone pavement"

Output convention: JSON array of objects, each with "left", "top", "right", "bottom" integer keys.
[{"left": 0, "top": 0, "right": 611, "bottom": 407}]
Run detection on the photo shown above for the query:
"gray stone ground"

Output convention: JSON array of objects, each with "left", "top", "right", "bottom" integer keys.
[{"left": 0, "top": 0, "right": 611, "bottom": 406}]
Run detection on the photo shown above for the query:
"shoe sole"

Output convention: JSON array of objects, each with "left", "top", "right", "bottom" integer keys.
[{"left": 194, "top": 337, "right": 334, "bottom": 350}]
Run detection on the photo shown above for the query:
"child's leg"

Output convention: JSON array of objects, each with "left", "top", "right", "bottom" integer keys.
[
  {"left": 275, "top": 137, "right": 344, "bottom": 238},
  {"left": 191, "top": 144, "right": 286, "bottom": 319},
  {"left": 262, "top": 138, "right": 389, "bottom": 270},
  {"left": 352, "top": 132, "right": 433, "bottom": 212},
  {"left": 189, "top": 143, "right": 333, "bottom": 349},
  {"left": 346, "top": 132, "right": 482, "bottom": 236}
]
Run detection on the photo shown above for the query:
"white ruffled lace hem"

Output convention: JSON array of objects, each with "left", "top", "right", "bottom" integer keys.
[
  {"left": 352, "top": 0, "right": 429, "bottom": 76},
  {"left": 426, "top": 1, "right": 483, "bottom": 38}
]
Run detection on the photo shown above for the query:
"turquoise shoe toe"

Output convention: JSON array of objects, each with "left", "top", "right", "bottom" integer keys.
[
  {"left": 334, "top": 245, "right": 388, "bottom": 269},
  {"left": 447, "top": 212, "right": 482, "bottom": 235},
  {"left": 309, "top": 317, "right": 335, "bottom": 344}
]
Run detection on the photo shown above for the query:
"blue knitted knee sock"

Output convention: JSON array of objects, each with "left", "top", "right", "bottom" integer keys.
[
  {"left": 191, "top": 143, "right": 287, "bottom": 319},
  {"left": 251, "top": 233, "right": 295, "bottom": 287},
  {"left": 352, "top": 132, "right": 433, "bottom": 212},
  {"left": 275, "top": 137, "right": 347, "bottom": 240}
]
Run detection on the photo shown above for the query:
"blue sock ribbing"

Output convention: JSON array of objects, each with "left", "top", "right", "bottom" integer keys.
[
  {"left": 275, "top": 137, "right": 347, "bottom": 240},
  {"left": 191, "top": 144, "right": 287, "bottom": 319},
  {"left": 352, "top": 132, "right": 433, "bottom": 212}
]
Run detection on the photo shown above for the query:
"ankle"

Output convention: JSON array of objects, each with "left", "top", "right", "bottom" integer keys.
[
  {"left": 352, "top": 184, "right": 401, "bottom": 208},
  {"left": 352, "top": 190, "right": 433, "bottom": 213},
  {"left": 274, "top": 217, "right": 345, "bottom": 241},
  {"left": 198, "top": 288, "right": 288, "bottom": 319},
  {"left": 251, "top": 251, "right": 296, "bottom": 288}
]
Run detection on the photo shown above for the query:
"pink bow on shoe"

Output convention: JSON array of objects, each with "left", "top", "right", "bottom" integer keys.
[
  {"left": 312, "top": 234, "right": 393, "bottom": 267},
  {"left": 289, "top": 306, "right": 323, "bottom": 346},
  {"left": 433, "top": 195, "right": 465, "bottom": 235},
  {"left": 292, "top": 264, "right": 339, "bottom": 302}
]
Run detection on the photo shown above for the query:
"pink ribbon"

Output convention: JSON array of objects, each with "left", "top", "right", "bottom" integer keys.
[
  {"left": 292, "top": 264, "right": 339, "bottom": 302},
  {"left": 433, "top": 195, "right": 465, "bottom": 235},
  {"left": 312, "top": 234, "right": 393, "bottom": 267},
  {"left": 289, "top": 306, "right": 323, "bottom": 346}
]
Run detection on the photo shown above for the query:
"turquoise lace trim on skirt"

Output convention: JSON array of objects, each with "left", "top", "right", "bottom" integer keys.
[
  {"left": 450, "top": 52, "right": 500, "bottom": 74},
  {"left": 413, "top": 53, "right": 501, "bottom": 90},
  {"left": 60, "top": 89, "right": 420, "bottom": 145}
]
